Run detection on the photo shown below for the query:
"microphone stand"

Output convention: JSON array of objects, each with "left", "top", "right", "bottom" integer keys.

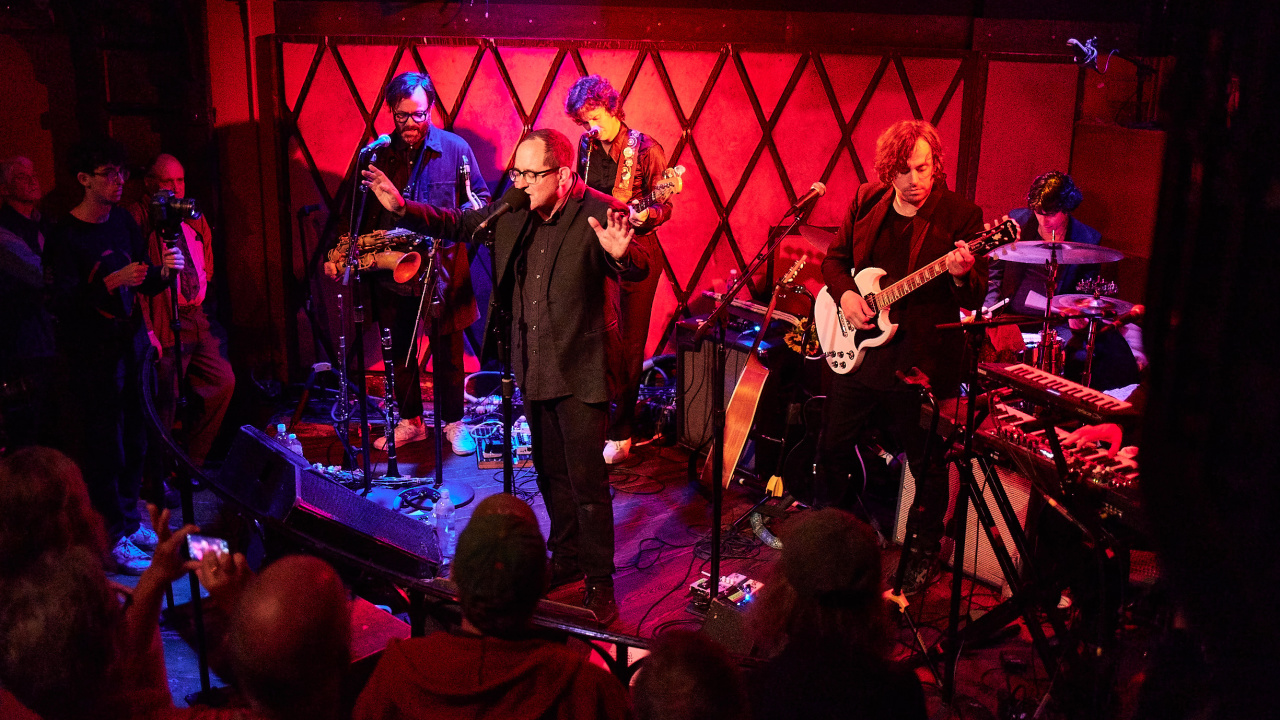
[
  {"left": 345, "top": 145, "right": 376, "bottom": 495},
  {"left": 472, "top": 222, "right": 516, "bottom": 495},
  {"left": 690, "top": 200, "right": 811, "bottom": 605}
]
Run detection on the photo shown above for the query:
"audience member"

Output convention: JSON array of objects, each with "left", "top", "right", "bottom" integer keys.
[
  {"left": 0, "top": 445, "right": 109, "bottom": 576},
  {"left": 632, "top": 630, "right": 746, "bottom": 720},
  {"left": 354, "top": 495, "right": 630, "bottom": 720},
  {"left": 44, "top": 137, "right": 184, "bottom": 574},
  {"left": 0, "top": 546, "right": 121, "bottom": 720},
  {"left": 0, "top": 155, "right": 59, "bottom": 449},
  {"left": 748, "top": 508, "right": 926, "bottom": 720},
  {"left": 125, "top": 534, "right": 345, "bottom": 720},
  {"left": 128, "top": 153, "right": 235, "bottom": 467}
]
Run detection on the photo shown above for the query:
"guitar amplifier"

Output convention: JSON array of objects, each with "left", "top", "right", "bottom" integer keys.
[
  {"left": 674, "top": 316, "right": 797, "bottom": 482},
  {"left": 893, "top": 455, "right": 1038, "bottom": 594}
]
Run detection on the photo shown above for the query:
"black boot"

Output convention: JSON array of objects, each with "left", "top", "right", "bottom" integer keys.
[{"left": 584, "top": 582, "right": 618, "bottom": 626}]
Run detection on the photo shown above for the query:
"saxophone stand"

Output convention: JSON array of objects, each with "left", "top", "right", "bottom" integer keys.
[
  {"left": 932, "top": 315, "right": 1070, "bottom": 702},
  {"left": 690, "top": 201, "right": 809, "bottom": 607}
]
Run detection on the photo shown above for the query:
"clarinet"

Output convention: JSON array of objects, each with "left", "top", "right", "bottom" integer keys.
[{"left": 380, "top": 328, "right": 400, "bottom": 478}]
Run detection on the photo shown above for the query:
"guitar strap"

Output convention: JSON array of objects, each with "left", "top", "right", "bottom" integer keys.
[{"left": 612, "top": 130, "right": 643, "bottom": 204}]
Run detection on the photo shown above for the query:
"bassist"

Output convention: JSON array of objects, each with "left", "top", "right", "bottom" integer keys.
[
  {"left": 819, "top": 120, "right": 1011, "bottom": 594},
  {"left": 566, "top": 74, "right": 675, "bottom": 464}
]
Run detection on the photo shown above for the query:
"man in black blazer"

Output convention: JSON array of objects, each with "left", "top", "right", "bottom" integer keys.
[
  {"left": 819, "top": 120, "right": 1012, "bottom": 595},
  {"left": 362, "top": 129, "right": 646, "bottom": 625}
]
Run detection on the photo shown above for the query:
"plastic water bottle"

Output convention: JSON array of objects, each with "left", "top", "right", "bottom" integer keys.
[
  {"left": 285, "top": 433, "right": 305, "bottom": 459},
  {"left": 275, "top": 424, "right": 305, "bottom": 459},
  {"left": 433, "top": 489, "right": 457, "bottom": 573}
]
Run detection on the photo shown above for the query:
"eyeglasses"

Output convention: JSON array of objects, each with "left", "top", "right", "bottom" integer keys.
[
  {"left": 392, "top": 110, "right": 430, "bottom": 124},
  {"left": 93, "top": 167, "right": 129, "bottom": 182},
  {"left": 508, "top": 167, "right": 561, "bottom": 184}
]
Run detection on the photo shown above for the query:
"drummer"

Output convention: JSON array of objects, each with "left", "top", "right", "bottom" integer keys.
[
  {"left": 985, "top": 171, "right": 1140, "bottom": 390},
  {"left": 985, "top": 171, "right": 1102, "bottom": 315}
]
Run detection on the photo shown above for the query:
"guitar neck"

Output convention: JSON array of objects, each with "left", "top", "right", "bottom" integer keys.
[{"left": 875, "top": 255, "right": 952, "bottom": 310}]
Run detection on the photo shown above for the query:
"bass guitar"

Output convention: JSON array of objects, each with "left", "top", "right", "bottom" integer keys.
[
  {"left": 701, "top": 255, "right": 808, "bottom": 490},
  {"left": 631, "top": 165, "right": 685, "bottom": 215},
  {"left": 813, "top": 219, "right": 1019, "bottom": 374}
]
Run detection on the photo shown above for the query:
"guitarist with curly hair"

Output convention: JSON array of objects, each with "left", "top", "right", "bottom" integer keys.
[{"left": 818, "top": 120, "right": 1014, "bottom": 594}]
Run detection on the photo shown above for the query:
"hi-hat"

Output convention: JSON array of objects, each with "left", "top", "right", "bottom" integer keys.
[
  {"left": 990, "top": 240, "right": 1124, "bottom": 265},
  {"left": 1050, "top": 294, "right": 1134, "bottom": 317}
]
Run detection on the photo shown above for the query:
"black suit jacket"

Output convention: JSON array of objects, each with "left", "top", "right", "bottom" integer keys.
[
  {"left": 821, "top": 181, "right": 986, "bottom": 393},
  {"left": 400, "top": 176, "right": 649, "bottom": 405}
]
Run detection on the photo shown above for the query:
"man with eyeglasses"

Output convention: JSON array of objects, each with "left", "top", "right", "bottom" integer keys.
[
  {"left": 325, "top": 71, "right": 490, "bottom": 457},
  {"left": 44, "top": 138, "right": 185, "bottom": 575},
  {"left": 128, "top": 154, "right": 236, "bottom": 469},
  {"left": 565, "top": 75, "right": 674, "bottom": 465},
  {"left": 361, "top": 128, "right": 649, "bottom": 626}
]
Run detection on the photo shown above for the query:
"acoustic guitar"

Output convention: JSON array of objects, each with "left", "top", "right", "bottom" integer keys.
[{"left": 701, "top": 256, "right": 808, "bottom": 490}]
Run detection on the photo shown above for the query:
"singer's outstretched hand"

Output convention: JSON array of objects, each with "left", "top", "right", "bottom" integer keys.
[
  {"left": 362, "top": 164, "right": 406, "bottom": 216},
  {"left": 589, "top": 209, "right": 634, "bottom": 261}
]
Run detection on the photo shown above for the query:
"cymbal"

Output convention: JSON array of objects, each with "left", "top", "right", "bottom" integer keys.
[
  {"left": 1050, "top": 294, "right": 1134, "bottom": 317},
  {"left": 989, "top": 240, "right": 1124, "bottom": 265},
  {"left": 798, "top": 225, "right": 837, "bottom": 252}
]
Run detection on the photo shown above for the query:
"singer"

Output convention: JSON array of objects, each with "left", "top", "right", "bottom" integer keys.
[
  {"left": 361, "top": 128, "right": 649, "bottom": 627},
  {"left": 324, "top": 71, "right": 491, "bottom": 456},
  {"left": 817, "top": 120, "right": 1001, "bottom": 595},
  {"left": 565, "top": 74, "right": 674, "bottom": 464}
]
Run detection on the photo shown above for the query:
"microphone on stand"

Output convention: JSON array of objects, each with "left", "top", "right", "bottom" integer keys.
[
  {"left": 786, "top": 181, "right": 826, "bottom": 217},
  {"left": 360, "top": 134, "right": 392, "bottom": 156},
  {"left": 477, "top": 186, "right": 532, "bottom": 231}
]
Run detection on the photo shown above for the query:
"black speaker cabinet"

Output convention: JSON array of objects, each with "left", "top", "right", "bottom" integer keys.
[
  {"left": 675, "top": 315, "right": 801, "bottom": 483},
  {"left": 219, "top": 425, "right": 439, "bottom": 578}
]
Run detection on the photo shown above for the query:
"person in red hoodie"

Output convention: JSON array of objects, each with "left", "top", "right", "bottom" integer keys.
[{"left": 353, "top": 494, "right": 630, "bottom": 720}]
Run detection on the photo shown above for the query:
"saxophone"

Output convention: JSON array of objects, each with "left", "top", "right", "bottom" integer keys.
[
  {"left": 380, "top": 328, "right": 401, "bottom": 478},
  {"left": 327, "top": 227, "right": 431, "bottom": 283}
]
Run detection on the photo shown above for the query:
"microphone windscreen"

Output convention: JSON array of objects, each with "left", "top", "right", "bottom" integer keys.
[{"left": 501, "top": 185, "right": 531, "bottom": 211}]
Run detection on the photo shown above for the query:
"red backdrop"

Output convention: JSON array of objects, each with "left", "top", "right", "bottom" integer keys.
[{"left": 272, "top": 38, "right": 1085, "bottom": 368}]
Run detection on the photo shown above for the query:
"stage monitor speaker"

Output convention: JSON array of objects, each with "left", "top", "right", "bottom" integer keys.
[
  {"left": 894, "top": 456, "right": 1034, "bottom": 594},
  {"left": 700, "top": 596, "right": 754, "bottom": 657},
  {"left": 219, "top": 425, "right": 439, "bottom": 578}
]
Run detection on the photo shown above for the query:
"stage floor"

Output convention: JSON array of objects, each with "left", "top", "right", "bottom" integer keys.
[{"left": 119, "top": 387, "right": 1162, "bottom": 718}]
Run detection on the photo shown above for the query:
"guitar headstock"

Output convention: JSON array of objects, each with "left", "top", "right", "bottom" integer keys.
[
  {"left": 780, "top": 254, "right": 808, "bottom": 285},
  {"left": 970, "top": 218, "right": 1019, "bottom": 256}
]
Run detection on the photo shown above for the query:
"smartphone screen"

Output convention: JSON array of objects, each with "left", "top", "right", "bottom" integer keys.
[{"left": 186, "top": 534, "right": 230, "bottom": 561}]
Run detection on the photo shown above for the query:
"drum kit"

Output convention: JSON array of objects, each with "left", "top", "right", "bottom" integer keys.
[
  {"left": 987, "top": 237, "right": 1132, "bottom": 387},
  {"left": 798, "top": 223, "right": 1138, "bottom": 387}
]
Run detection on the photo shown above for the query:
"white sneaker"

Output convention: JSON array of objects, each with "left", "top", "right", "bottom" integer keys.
[
  {"left": 603, "top": 438, "right": 632, "bottom": 464},
  {"left": 374, "top": 418, "right": 428, "bottom": 450},
  {"left": 112, "top": 536, "right": 152, "bottom": 576},
  {"left": 127, "top": 524, "right": 159, "bottom": 552},
  {"left": 443, "top": 421, "right": 478, "bottom": 456}
]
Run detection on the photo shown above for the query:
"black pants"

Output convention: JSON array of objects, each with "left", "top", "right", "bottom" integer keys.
[
  {"left": 608, "top": 234, "right": 662, "bottom": 442},
  {"left": 67, "top": 331, "right": 148, "bottom": 541},
  {"left": 372, "top": 286, "right": 466, "bottom": 424},
  {"left": 817, "top": 374, "right": 950, "bottom": 546},
  {"left": 154, "top": 307, "right": 235, "bottom": 465},
  {"left": 529, "top": 394, "right": 615, "bottom": 583}
]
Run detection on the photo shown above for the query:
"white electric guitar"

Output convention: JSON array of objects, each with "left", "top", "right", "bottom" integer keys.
[{"left": 813, "top": 219, "right": 1019, "bottom": 374}]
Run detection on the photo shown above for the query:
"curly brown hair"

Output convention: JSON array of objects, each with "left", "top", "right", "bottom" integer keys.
[{"left": 873, "top": 119, "right": 945, "bottom": 186}]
